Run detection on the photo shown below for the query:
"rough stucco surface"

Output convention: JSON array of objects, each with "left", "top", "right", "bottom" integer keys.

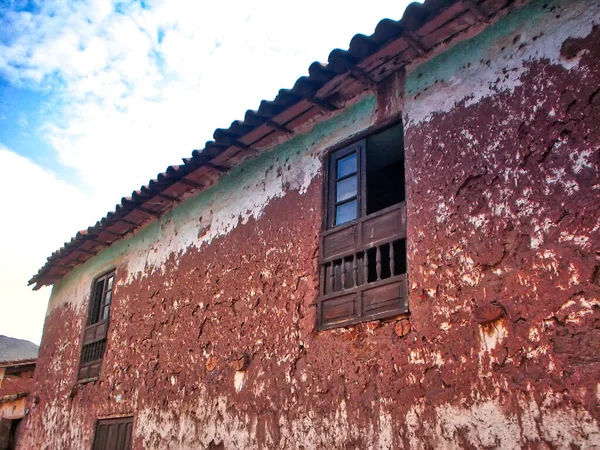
[
  {"left": 0, "top": 369, "right": 34, "bottom": 399},
  {"left": 19, "top": 0, "right": 600, "bottom": 448}
]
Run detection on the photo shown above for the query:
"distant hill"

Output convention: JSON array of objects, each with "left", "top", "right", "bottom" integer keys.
[{"left": 0, "top": 335, "right": 38, "bottom": 363}]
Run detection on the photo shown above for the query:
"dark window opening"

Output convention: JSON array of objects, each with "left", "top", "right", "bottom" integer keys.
[
  {"left": 326, "top": 123, "right": 405, "bottom": 227},
  {"left": 2, "top": 418, "right": 23, "bottom": 450},
  {"left": 89, "top": 279, "right": 104, "bottom": 325},
  {"left": 88, "top": 273, "right": 114, "bottom": 326},
  {"left": 323, "top": 238, "right": 407, "bottom": 295},
  {"left": 366, "top": 124, "right": 405, "bottom": 215},
  {"left": 318, "top": 122, "right": 408, "bottom": 330}
]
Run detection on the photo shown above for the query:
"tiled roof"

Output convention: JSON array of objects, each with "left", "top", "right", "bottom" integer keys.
[{"left": 31, "top": 0, "right": 511, "bottom": 289}]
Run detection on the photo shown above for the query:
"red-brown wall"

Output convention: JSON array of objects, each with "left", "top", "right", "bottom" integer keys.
[{"left": 19, "top": 0, "right": 600, "bottom": 448}]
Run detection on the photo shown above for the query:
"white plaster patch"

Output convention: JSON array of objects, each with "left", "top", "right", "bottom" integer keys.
[
  {"left": 546, "top": 296, "right": 600, "bottom": 326},
  {"left": 526, "top": 344, "right": 549, "bottom": 360},
  {"left": 431, "top": 351, "right": 445, "bottom": 367},
  {"left": 47, "top": 265, "right": 112, "bottom": 314},
  {"left": 570, "top": 149, "right": 593, "bottom": 174},
  {"left": 32, "top": 397, "right": 91, "bottom": 449},
  {"left": 568, "top": 262, "right": 580, "bottom": 286},
  {"left": 558, "top": 231, "right": 590, "bottom": 248},
  {"left": 530, "top": 218, "right": 555, "bottom": 249},
  {"left": 533, "top": 249, "right": 559, "bottom": 276},
  {"left": 234, "top": 371, "right": 245, "bottom": 392},
  {"left": 378, "top": 410, "right": 394, "bottom": 450},
  {"left": 478, "top": 320, "right": 508, "bottom": 368},
  {"left": 461, "top": 273, "right": 478, "bottom": 287},
  {"left": 529, "top": 327, "right": 540, "bottom": 342},
  {"left": 468, "top": 213, "right": 488, "bottom": 229},
  {"left": 409, "top": 350, "right": 426, "bottom": 365},
  {"left": 434, "top": 399, "right": 522, "bottom": 449},
  {"left": 436, "top": 201, "right": 451, "bottom": 224},
  {"left": 546, "top": 167, "right": 580, "bottom": 195},
  {"left": 404, "top": 394, "right": 600, "bottom": 449},
  {"left": 404, "top": 0, "right": 599, "bottom": 126},
  {"left": 115, "top": 98, "right": 379, "bottom": 285}
]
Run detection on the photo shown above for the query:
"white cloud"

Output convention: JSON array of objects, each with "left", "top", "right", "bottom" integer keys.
[
  {"left": 0, "top": 146, "right": 100, "bottom": 344},
  {"left": 0, "top": 0, "right": 413, "bottom": 343},
  {"left": 2, "top": 0, "right": 412, "bottom": 196}
]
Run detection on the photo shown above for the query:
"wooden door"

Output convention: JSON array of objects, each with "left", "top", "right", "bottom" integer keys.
[{"left": 92, "top": 417, "right": 133, "bottom": 450}]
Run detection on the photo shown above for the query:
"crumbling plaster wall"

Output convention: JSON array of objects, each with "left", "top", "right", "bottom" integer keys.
[
  {"left": 20, "top": 0, "right": 600, "bottom": 448},
  {"left": 400, "top": 0, "right": 600, "bottom": 447}
]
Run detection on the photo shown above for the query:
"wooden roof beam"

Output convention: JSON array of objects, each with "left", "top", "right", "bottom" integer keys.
[
  {"left": 156, "top": 192, "right": 180, "bottom": 203},
  {"left": 231, "top": 140, "right": 259, "bottom": 155},
  {"left": 179, "top": 178, "right": 204, "bottom": 190},
  {"left": 137, "top": 206, "right": 162, "bottom": 219},
  {"left": 305, "top": 95, "right": 341, "bottom": 111},
  {"left": 118, "top": 218, "right": 140, "bottom": 227},
  {"left": 348, "top": 68, "right": 378, "bottom": 90},
  {"left": 100, "top": 229, "right": 123, "bottom": 238},
  {"left": 78, "top": 248, "right": 98, "bottom": 257},
  {"left": 205, "top": 163, "right": 230, "bottom": 174},
  {"left": 265, "top": 119, "right": 294, "bottom": 135},
  {"left": 403, "top": 32, "right": 428, "bottom": 55}
]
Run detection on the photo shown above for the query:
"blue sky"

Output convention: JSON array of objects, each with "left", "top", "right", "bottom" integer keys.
[
  {"left": 0, "top": 81, "right": 73, "bottom": 176},
  {"left": 0, "top": 0, "right": 413, "bottom": 344}
]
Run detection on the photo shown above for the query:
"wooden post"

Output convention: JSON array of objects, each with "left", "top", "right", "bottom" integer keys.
[
  {"left": 329, "top": 262, "right": 334, "bottom": 294},
  {"left": 390, "top": 242, "right": 395, "bottom": 276},
  {"left": 376, "top": 246, "right": 382, "bottom": 281}
]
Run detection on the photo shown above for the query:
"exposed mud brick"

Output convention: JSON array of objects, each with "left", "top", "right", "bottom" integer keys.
[{"left": 395, "top": 318, "right": 412, "bottom": 337}]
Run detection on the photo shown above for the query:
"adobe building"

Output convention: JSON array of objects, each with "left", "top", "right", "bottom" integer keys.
[
  {"left": 0, "top": 335, "right": 38, "bottom": 450},
  {"left": 0, "top": 360, "right": 36, "bottom": 450},
  {"left": 20, "top": 0, "right": 600, "bottom": 448}
]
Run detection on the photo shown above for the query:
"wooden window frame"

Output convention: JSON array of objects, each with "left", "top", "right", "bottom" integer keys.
[
  {"left": 77, "top": 269, "right": 115, "bottom": 383},
  {"left": 92, "top": 416, "right": 133, "bottom": 450},
  {"left": 326, "top": 140, "right": 366, "bottom": 229},
  {"left": 87, "top": 270, "right": 115, "bottom": 326},
  {"left": 317, "top": 126, "right": 408, "bottom": 330}
]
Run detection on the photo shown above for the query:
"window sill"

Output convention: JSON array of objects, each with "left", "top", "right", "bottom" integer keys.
[{"left": 77, "top": 377, "right": 99, "bottom": 385}]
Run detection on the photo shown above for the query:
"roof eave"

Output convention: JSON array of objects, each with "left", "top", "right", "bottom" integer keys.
[{"left": 31, "top": 0, "right": 518, "bottom": 289}]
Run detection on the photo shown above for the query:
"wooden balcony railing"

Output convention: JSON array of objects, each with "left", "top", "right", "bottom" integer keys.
[
  {"left": 78, "top": 319, "right": 108, "bottom": 382},
  {"left": 317, "top": 202, "right": 408, "bottom": 330}
]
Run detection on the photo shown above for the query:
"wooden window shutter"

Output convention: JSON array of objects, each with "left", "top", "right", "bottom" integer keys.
[
  {"left": 78, "top": 270, "right": 115, "bottom": 382},
  {"left": 317, "top": 204, "right": 409, "bottom": 329}
]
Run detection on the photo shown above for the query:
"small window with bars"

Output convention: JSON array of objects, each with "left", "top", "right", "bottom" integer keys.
[
  {"left": 317, "top": 123, "right": 408, "bottom": 330},
  {"left": 78, "top": 270, "right": 115, "bottom": 382}
]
